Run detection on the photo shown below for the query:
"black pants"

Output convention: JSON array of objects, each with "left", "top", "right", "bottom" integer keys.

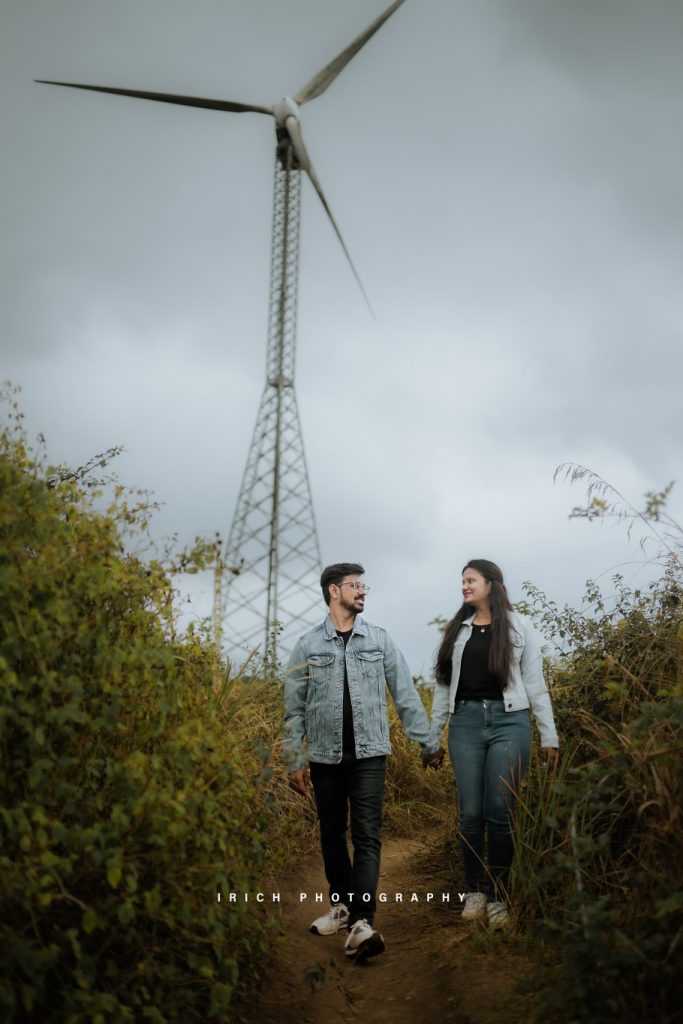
[{"left": 309, "top": 753, "right": 386, "bottom": 927}]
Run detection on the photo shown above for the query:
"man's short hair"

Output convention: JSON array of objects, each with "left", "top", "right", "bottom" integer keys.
[{"left": 320, "top": 562, "right": 365, "bottom": 606}]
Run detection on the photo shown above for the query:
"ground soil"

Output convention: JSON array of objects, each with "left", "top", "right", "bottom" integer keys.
[{"left": 248, "top": 837, "right": 539, "bottom": 1024}]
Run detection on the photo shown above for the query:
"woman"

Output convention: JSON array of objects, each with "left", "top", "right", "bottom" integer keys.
[{"left": 431, "top": 559, "right": 558, "bottom": 929}]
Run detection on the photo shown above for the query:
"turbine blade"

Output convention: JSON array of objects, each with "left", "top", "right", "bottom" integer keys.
[
  {"left": 294, "top": 0, "right": 407, "bottom": 105},
  {"left": 307, "top": 165, "right": 376, "bottom": 319},
  {"left": 285, "top": 118, "right": 374, "bottom": 318},
  {"left": 34, "top": 80, "right": 273, "bottom": 116}
]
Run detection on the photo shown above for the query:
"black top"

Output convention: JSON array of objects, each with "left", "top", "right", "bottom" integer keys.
[
  {"left": 337, "top": 628, "right": 356, "bottom": 753},
  {"left": 455, "top": 624, "right": 503, "bottom": 700}
]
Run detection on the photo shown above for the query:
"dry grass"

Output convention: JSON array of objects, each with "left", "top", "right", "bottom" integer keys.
[{"left": 508, "top": 599, "right": 683, "bottom": 1021}]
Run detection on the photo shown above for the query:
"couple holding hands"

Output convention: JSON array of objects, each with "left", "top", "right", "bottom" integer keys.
[{"left": 284, "top": 559, "right": 559, "bottom": 961}]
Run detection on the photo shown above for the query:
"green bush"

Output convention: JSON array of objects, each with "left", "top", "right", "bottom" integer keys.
[
  {"left": 0, "top": 396, "right": 280, "bottom": 1022},
  {"left": 511, "top": 471, "right": 683, "bottom": 1023},
  {"left": 521, "top": 692, "right": 683, "bottom": 1024}
]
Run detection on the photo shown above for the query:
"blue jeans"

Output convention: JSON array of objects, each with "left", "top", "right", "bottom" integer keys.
[
  {"left": 448, "top": 700, "right": 530, "bottom": 901},
  {"left": 309, "top": 753, "right": 386, "bottom": 927}
]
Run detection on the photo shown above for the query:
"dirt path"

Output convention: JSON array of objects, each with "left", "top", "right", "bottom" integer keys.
[{"left": 249, "top": 837, "right": 538, "bottom": 1024}]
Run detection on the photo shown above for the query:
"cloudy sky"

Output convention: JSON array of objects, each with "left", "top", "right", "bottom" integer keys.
[{"left": 2, "top": 0, "right": 682, "bottom": 673}]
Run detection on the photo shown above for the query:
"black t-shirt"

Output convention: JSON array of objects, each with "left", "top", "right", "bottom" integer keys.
[
  {"left": 337, "top": 628, "right": 356, "bottom": 753},
  {"left": 455, "top": 624, "right": 503, "bottom": 700}
]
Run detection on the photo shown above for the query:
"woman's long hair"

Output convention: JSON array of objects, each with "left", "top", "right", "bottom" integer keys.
[{"left": 434, "top": 559, "right": 513, "bottom": 687}]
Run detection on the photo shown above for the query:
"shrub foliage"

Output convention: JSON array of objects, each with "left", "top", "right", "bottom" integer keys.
[
  {"left": 0, "top": 396, "right": 279, "bottom": 1022},
  {"left": 511, "top": 471, "right": 683, "bottom": 1023}
]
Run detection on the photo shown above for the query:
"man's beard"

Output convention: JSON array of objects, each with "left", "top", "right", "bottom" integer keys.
[{"left": 340, "top": 594, "right": 364, "bottom": 616}]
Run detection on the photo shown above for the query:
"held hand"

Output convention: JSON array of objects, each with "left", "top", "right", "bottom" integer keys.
[
  {"left": 287, "top": 769, "right": 309, "bottom": 796},
  {"left": 422, "top": 746, "right": 445, "bottom": 771},
  {"left": 540, "top": 747, "right": 559, "bottom": 773}
]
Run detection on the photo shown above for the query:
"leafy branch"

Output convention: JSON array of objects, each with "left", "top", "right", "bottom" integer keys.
[{"left": 555, "top": 462, "right": 681, "bottom": 570}]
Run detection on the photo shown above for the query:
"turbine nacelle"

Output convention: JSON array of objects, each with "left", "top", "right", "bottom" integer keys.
[
  {"left": 273, "top": 97, "right": 301, "bottom": 127},
  {"left": 274, "top": 97, "right": 306, "bottom": 171},
  {"left": 35, "top": 0, "right": 408, "bottom": 317}
]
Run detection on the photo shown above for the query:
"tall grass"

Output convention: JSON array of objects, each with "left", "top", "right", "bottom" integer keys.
[
  {"left": 508, "top": 475, "right": 683, "bottom": 1023},
  {"left": 384, "top": 685, "right": 453, "bottom": 835},
  {"left": 205, "top": 670, "right": 321, "bottom": 863}
]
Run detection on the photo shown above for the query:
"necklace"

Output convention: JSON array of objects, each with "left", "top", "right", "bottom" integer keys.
[{"left": 474, "top": 621, "right": 491, "bottom": 633}]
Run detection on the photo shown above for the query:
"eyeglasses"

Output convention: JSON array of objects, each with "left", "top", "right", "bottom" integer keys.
[{"left": 339, "top": 581, "right": 370, "bottom": 593}]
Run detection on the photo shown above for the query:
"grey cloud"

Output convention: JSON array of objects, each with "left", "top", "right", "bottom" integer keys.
[{"left": 2, "top": 0, "right": 681, "bottom": 670}]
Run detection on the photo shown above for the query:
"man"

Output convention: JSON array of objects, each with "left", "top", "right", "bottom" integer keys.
[{"left": 284, "top": 562, "right": 444, "bottom": 961}]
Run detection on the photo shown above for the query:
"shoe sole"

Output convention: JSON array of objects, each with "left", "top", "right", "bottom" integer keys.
[
  {"left": 309, "top": 921, "right": 348, "bottom": 935},
  {"left": 345, "top": 932, "right": 385, "bottom": 960},
  {"left": 461, "top": 909, "right": 487, "bottom": 922},
  {"left": 487, "top": 916, "right": 510, "bottom": 930}
]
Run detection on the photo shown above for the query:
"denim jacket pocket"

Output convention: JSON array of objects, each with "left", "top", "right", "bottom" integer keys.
[
  {"left": 510, "top": 630, "right": 525, "bottom": 664},
  {"left": 305, "top": 654, "right": 334, "bottom": 749},
  {"left": 355, "top": 649, "right": 387, "bottom": 742},
  {"left": 306, "top": 653, "right": 335, "bottom": 738},
  {"left": 355, "top": 649, "right": 383, "bottom": 672},
  {"left": 307, "top": 652, "right": 335, "bottom": 681}
]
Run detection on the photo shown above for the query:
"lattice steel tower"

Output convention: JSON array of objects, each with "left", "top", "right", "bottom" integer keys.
[
  {"left": 220, "top": 138, "right": 322, "bottom": 661},
  {"left": 36, "top": 0, "right": 407, "bottom": 665}
]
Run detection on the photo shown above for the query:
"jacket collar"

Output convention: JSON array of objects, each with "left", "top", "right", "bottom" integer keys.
[{"left": 323, "top": 613, "right": 367, "bottom": 639}]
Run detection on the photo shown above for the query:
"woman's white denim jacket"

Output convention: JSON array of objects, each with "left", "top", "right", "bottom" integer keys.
[
  {"left": 284, "top": 614, "right": 441, "bottom": 771},
  {"left": 431, "top": 611, "right": 559, "bottom": 748}
]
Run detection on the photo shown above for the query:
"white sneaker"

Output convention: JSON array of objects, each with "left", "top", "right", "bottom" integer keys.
[
  {"left": 486, "top": 901, "right": 510, "bottom": 930},
  {"left": 344, "top": 919, "right": 385, "bottom": 960},
  {"left": 309, "top": 903, "right": 349, "bottom": 935},
  {"left": 461, "top": 892, "right": 487, "bottom": 921}
]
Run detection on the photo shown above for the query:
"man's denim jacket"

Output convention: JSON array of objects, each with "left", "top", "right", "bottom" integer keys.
[
  {"left": 431, "top": 611, "right": 559, "bottom": 748},
  {"left": 284, "top": 614, "right": 441, "bottom": 771}
]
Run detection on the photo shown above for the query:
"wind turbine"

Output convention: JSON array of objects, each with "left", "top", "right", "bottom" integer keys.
[{"left": 36, "top": 0, "right": 407, "bottom": 665}]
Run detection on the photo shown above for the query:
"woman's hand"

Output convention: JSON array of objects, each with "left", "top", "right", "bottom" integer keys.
[
  {"left": 540, "top": 747, "right": 559, "bottom": 771},
  {"left": 422, "top": 746, "right": 445, "bottom": 770}
]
